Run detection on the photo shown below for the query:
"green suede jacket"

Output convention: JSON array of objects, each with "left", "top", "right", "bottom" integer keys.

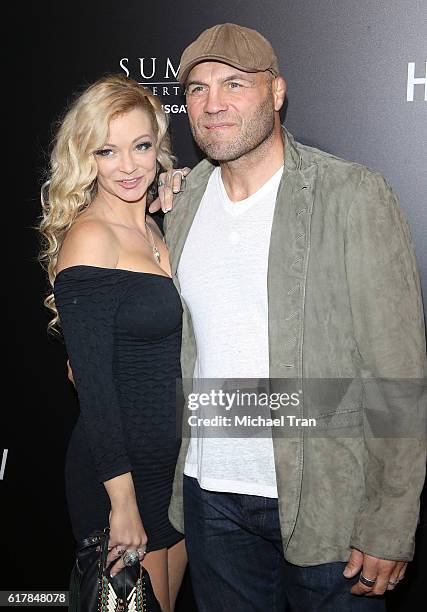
[{"left": 164, "top": 128, "right": 427, "bottom": 565}]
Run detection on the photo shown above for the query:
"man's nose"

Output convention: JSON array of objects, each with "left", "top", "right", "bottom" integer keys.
[{"left": 203, "top": 87, "right": 227, "bottom": 114}]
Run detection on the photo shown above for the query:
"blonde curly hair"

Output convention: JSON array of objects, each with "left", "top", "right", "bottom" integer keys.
[{"left": 38, "top": 74, "right": 175, "bottom": 334}]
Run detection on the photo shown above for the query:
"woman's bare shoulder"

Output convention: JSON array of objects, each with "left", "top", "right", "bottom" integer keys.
[{"left": 56, "top": 216, "right": 119, "bottom": 274}]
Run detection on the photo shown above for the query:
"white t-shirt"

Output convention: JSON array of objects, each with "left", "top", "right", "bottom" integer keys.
[{"left": 177, "top": 165, "right": 284, "bottom": 497}]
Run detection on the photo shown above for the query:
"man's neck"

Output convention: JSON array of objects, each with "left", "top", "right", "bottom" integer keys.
[{"left": 219, "top": 123, "right": 285, "bottom": 203}]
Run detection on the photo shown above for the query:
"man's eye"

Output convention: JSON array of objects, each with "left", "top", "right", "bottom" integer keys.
[
  {"left": 94, "top": 149, "right": 113, "bottom": 157},
  {"left": 136, "top": 142, "right": 152, "bottom": 151},
  {"left": 187, "top": 85, "right": 205, "bottom": 95},
  {"left": 228, "top": 82, "right": 242, "bottom": 89}
]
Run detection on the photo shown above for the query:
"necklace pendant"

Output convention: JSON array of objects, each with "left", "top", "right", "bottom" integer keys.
[{"left": 153, "top": 247, "right": 161, "bottom": 264}]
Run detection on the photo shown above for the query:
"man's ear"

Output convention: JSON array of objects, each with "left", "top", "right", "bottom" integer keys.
[{"left": 272, "top": 76, "right": 286, "bottom": 112}]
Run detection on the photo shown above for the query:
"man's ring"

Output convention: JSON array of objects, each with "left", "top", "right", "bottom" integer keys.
[
  {"left": 158, "top": 179, "right": 164, "bottom": 187},
  {"left": 122, "top": 549, "right": 140, "bottom": 566},
  {"left": 388, "top": 579, "right": 399, "bottom": 586},
  {"left": 359, "top": 573, "right": 376, "bottom": 587},
  {"left": 137, "top": 548, "right": 147, "bottom": 560}
]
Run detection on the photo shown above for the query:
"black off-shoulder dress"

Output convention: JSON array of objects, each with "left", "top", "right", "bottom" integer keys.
[{"left": 53, "top": 264, "right": 184, "bottom": 551}]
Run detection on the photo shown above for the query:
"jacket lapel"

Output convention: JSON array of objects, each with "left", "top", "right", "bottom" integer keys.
[
  {"left": 165, "top": 160, "right": 216, "bottom": 277},
  {"left": 268, "top": 129, "right": 318, "bottom": 549},
  {"left": 268, "top": 129, "right": 317, "bottom": 379}
]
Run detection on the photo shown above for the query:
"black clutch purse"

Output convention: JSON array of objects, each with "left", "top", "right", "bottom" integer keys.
[{"left": 69, "top": 527, "right": 162, "bottom": 612}]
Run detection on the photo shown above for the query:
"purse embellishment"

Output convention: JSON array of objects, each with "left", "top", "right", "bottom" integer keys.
[{"left": 98, "top": 573, "right": 147, "bottom": 612}]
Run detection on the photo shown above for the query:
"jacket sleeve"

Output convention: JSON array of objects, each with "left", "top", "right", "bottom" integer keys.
[
  {"left": 54, "top": 267, "right": 133, "bottom": 483},
  {"left": 345, "top": 169, "right": 427, "bottom": 560}
]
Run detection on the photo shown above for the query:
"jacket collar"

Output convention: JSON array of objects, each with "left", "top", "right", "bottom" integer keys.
[{"left": 282, "top": 127, "right": 303, "bottom": 172}]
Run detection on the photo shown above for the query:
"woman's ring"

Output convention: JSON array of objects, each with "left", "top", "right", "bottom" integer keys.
[{"left": 122, "top": 549, "right": 140, "bottom": 566}]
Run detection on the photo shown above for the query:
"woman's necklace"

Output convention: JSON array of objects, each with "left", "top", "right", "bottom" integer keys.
[
  {"left": 124, "top": 221, "right": 161, "bottom": 264},
  {"left": 144, "top": 223, "right": 161, "bottom": 264},
  {"left": 105, "top": 202, "right": 161, "bottom": 264}
]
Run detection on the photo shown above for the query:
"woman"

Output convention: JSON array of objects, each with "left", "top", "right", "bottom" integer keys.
[{"left": 39, "top": 74, "right": 187, "bottom": 611}]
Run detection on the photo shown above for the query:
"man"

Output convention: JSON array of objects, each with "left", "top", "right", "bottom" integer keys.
[{"left": 157, "top": 23, "right": 427, "bottom": 611}]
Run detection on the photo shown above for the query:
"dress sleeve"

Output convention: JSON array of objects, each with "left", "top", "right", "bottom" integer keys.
[{"left": 54, "top": 266, "right": 133, "bottom": 483}]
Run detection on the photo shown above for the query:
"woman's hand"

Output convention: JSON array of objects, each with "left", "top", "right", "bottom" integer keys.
[
  {"left": 106, "top": 501, "right": 148, "bottom": 577},
  {"left": 103, "top": 474, "right": 147, "bottom": 576},
  {"left": 149, "top": 167, "right": 191, "bottom": 213}
]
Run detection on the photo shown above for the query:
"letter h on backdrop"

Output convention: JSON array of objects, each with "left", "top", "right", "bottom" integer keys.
[
  {"left": 406, "top": 62, "right": 427, "bottom": 101},
  {"left": 0, "top": 449, "right": 8, "bottom": 480}
]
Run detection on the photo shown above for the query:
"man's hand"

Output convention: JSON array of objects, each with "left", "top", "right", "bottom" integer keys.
[
  {"left": 343, "top": 548, "right": 407, "bottom": 596},
  {"left": 148, "top": 167, "right": 191, "bottom": 214},
  {"left": 66, "top": 359, "right": 75, "bottom": 386}
]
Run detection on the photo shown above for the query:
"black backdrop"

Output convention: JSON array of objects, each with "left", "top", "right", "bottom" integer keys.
[{"left": 5, "top": 1, "right": 426, "bottom": 610}]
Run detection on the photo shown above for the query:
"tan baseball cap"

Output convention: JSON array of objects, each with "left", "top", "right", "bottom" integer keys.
[{"left": 178, "top": 23, "right": 280, "bottom": 84}]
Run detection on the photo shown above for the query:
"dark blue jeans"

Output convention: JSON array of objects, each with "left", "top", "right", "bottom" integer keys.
[{"left": 183, "top": 475, "right": 385, "bottom": 612}]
